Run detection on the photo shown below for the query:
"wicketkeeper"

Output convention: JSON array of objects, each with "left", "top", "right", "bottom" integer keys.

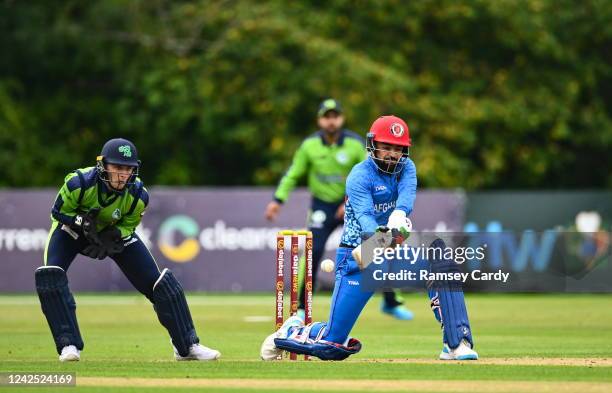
[{"left": 36, "top": 138, "right": 220, "bottom": 361}]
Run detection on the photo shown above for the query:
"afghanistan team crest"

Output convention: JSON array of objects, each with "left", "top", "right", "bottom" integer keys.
[{"left": 390, "top": 123, "right": 405, "bottom": 137}]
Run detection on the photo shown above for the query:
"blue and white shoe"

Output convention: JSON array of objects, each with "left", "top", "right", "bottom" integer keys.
[
  {"left": 381, "top": 303, "right": 414, "bottom": 321},
  {"left": 260, "top": 316, "right": 304, "bottom": 361},
  {"left": 278, "top": 315, "right": 304, "bottom": 339},
  {"left": 439, "top": 340, "right": 478, "bottom": 360}
]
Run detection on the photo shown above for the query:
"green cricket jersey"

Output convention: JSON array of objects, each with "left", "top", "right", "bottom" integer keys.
[
  {"left": 50, "top": 166, "right": 149, "bottom": 238},
  {"left": 274, "top": 130, "right": 366, "bottom": 203}
]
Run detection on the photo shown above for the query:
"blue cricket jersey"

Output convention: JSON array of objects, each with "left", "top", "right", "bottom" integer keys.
[{"left": 340, "top": 157, "right": 417, "bottom": 247}]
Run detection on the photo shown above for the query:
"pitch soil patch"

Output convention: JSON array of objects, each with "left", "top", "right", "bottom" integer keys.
[
  {"left": 364, "top": 357, "right": 612, "bottom": 367},
  {"left": 79, "top": 377, "right": 611, "bottom": 392}
]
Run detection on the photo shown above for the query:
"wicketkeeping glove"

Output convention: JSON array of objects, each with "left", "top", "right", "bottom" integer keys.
[
  {"left": 82, "top": 244, "right": 108, "bottom": 260},
  {"left": 72, "top": 208, "right": 102, "bottom": 245},
  {"left": 98, "top": 226, "right": 125, "bottom": 255}
]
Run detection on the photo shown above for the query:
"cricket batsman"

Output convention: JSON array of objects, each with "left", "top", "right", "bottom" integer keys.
[
  {"left": 265, "top": 99, "right": 413, "bottom": 321},
  {"left": 261, "top": 115, "right": 478, "bottom": 361},
  {"left": 36, "top": 138, "right": 220, "bottom": 362}
]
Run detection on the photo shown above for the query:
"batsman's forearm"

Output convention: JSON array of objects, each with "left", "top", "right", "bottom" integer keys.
[
  {"left": 356, "top": 213, "right": 379, "bottom": 234},
  {"left": 395, "top": 159, "right": 417, "bottom": 214}
]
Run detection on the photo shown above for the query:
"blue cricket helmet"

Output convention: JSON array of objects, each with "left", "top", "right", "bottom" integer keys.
[{"left": 98, "top": 138, "right": 139, "bottom": 167}]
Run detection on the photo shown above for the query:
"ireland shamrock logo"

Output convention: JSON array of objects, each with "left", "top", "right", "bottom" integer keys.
[{"left": 118, "top": 145, "right": 132, "bottom": 157}]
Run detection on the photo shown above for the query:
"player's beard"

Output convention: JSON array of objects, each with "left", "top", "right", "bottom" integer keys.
[
  {"left": 323, "top": 126, "right": 339, "bottom": 136},
  {"left": 381, "top": 156, "right": 399, "bottom": 173},
  {"left": 372, "top": 151, "right": 403, "bottom": 174}
]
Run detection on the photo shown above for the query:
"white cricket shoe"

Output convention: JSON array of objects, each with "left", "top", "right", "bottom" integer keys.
[
  {"left": 260, "top": 331, "right": 283, "bottom": 361},
  {"left": 439, "top": 339, "right": 478, "bottom": 360},
  {"left": 174, "top": 343, "right": 221, "bottom": 361},
  {"left": 260, "top": 315, "right": 304, "bottom": 361},
  {"left": 59, "top": 345, "right": 80, "bottom": 362}
]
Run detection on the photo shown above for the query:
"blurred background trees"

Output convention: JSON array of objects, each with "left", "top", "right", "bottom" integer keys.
[{"left": 1, "top": 0, "right": 610, "bottom": 189}]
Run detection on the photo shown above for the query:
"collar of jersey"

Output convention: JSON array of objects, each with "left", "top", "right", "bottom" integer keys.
[{"left": 318, "top": 129, "right": 346, "bottom": 146}]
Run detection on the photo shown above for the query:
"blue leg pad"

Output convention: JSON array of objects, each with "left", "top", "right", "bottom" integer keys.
[
  {"left": 428, "top": 239, "right": 474, "bottom": 349},
  {"left": 152, "top": 268, "right": 199, "bottom": 357},
  {"left": 35, "top": 266, "right": 84, "bottom": 354}
]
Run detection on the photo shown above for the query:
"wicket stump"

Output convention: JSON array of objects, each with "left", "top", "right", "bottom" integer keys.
[{"left": 276, "top": 230, "right": 313, "bottom": 360}]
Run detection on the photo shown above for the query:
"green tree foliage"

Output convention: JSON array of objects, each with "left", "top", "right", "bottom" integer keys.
[{"left": 1, "top": 0, "right": 610, "bottom": 188}]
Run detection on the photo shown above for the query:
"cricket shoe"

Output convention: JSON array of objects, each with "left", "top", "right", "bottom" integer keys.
[
  {"left": 260, "top": 315, "right": 304, "bottom": 361},
  {"left": 381, "top": 303, "right": 414, "bottom": 321},
  {"left": 174, "top": 343, "right": 221, "bottom": 361},
  {"left": 439, "top": 340, "right": 478, "bottom": 360},
  {"left": 59, "top": 345, "right": 80, "bottom": 362}
]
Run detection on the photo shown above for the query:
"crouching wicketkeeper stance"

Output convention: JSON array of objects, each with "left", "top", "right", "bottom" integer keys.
[
  {"left": 36, "top": 138, "right": 220, "bottom": 362},
  {"left": 261, "top": 116, "right": 478, "bottom": 361}
]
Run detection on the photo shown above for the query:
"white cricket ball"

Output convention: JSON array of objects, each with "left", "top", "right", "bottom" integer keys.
[{"left": 320, "top": 258, "right": 335, "bottom": 273}]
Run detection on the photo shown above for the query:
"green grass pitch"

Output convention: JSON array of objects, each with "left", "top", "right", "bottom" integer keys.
[{"left": 1, "top": 293, "right": 611, "bottom": 392}]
